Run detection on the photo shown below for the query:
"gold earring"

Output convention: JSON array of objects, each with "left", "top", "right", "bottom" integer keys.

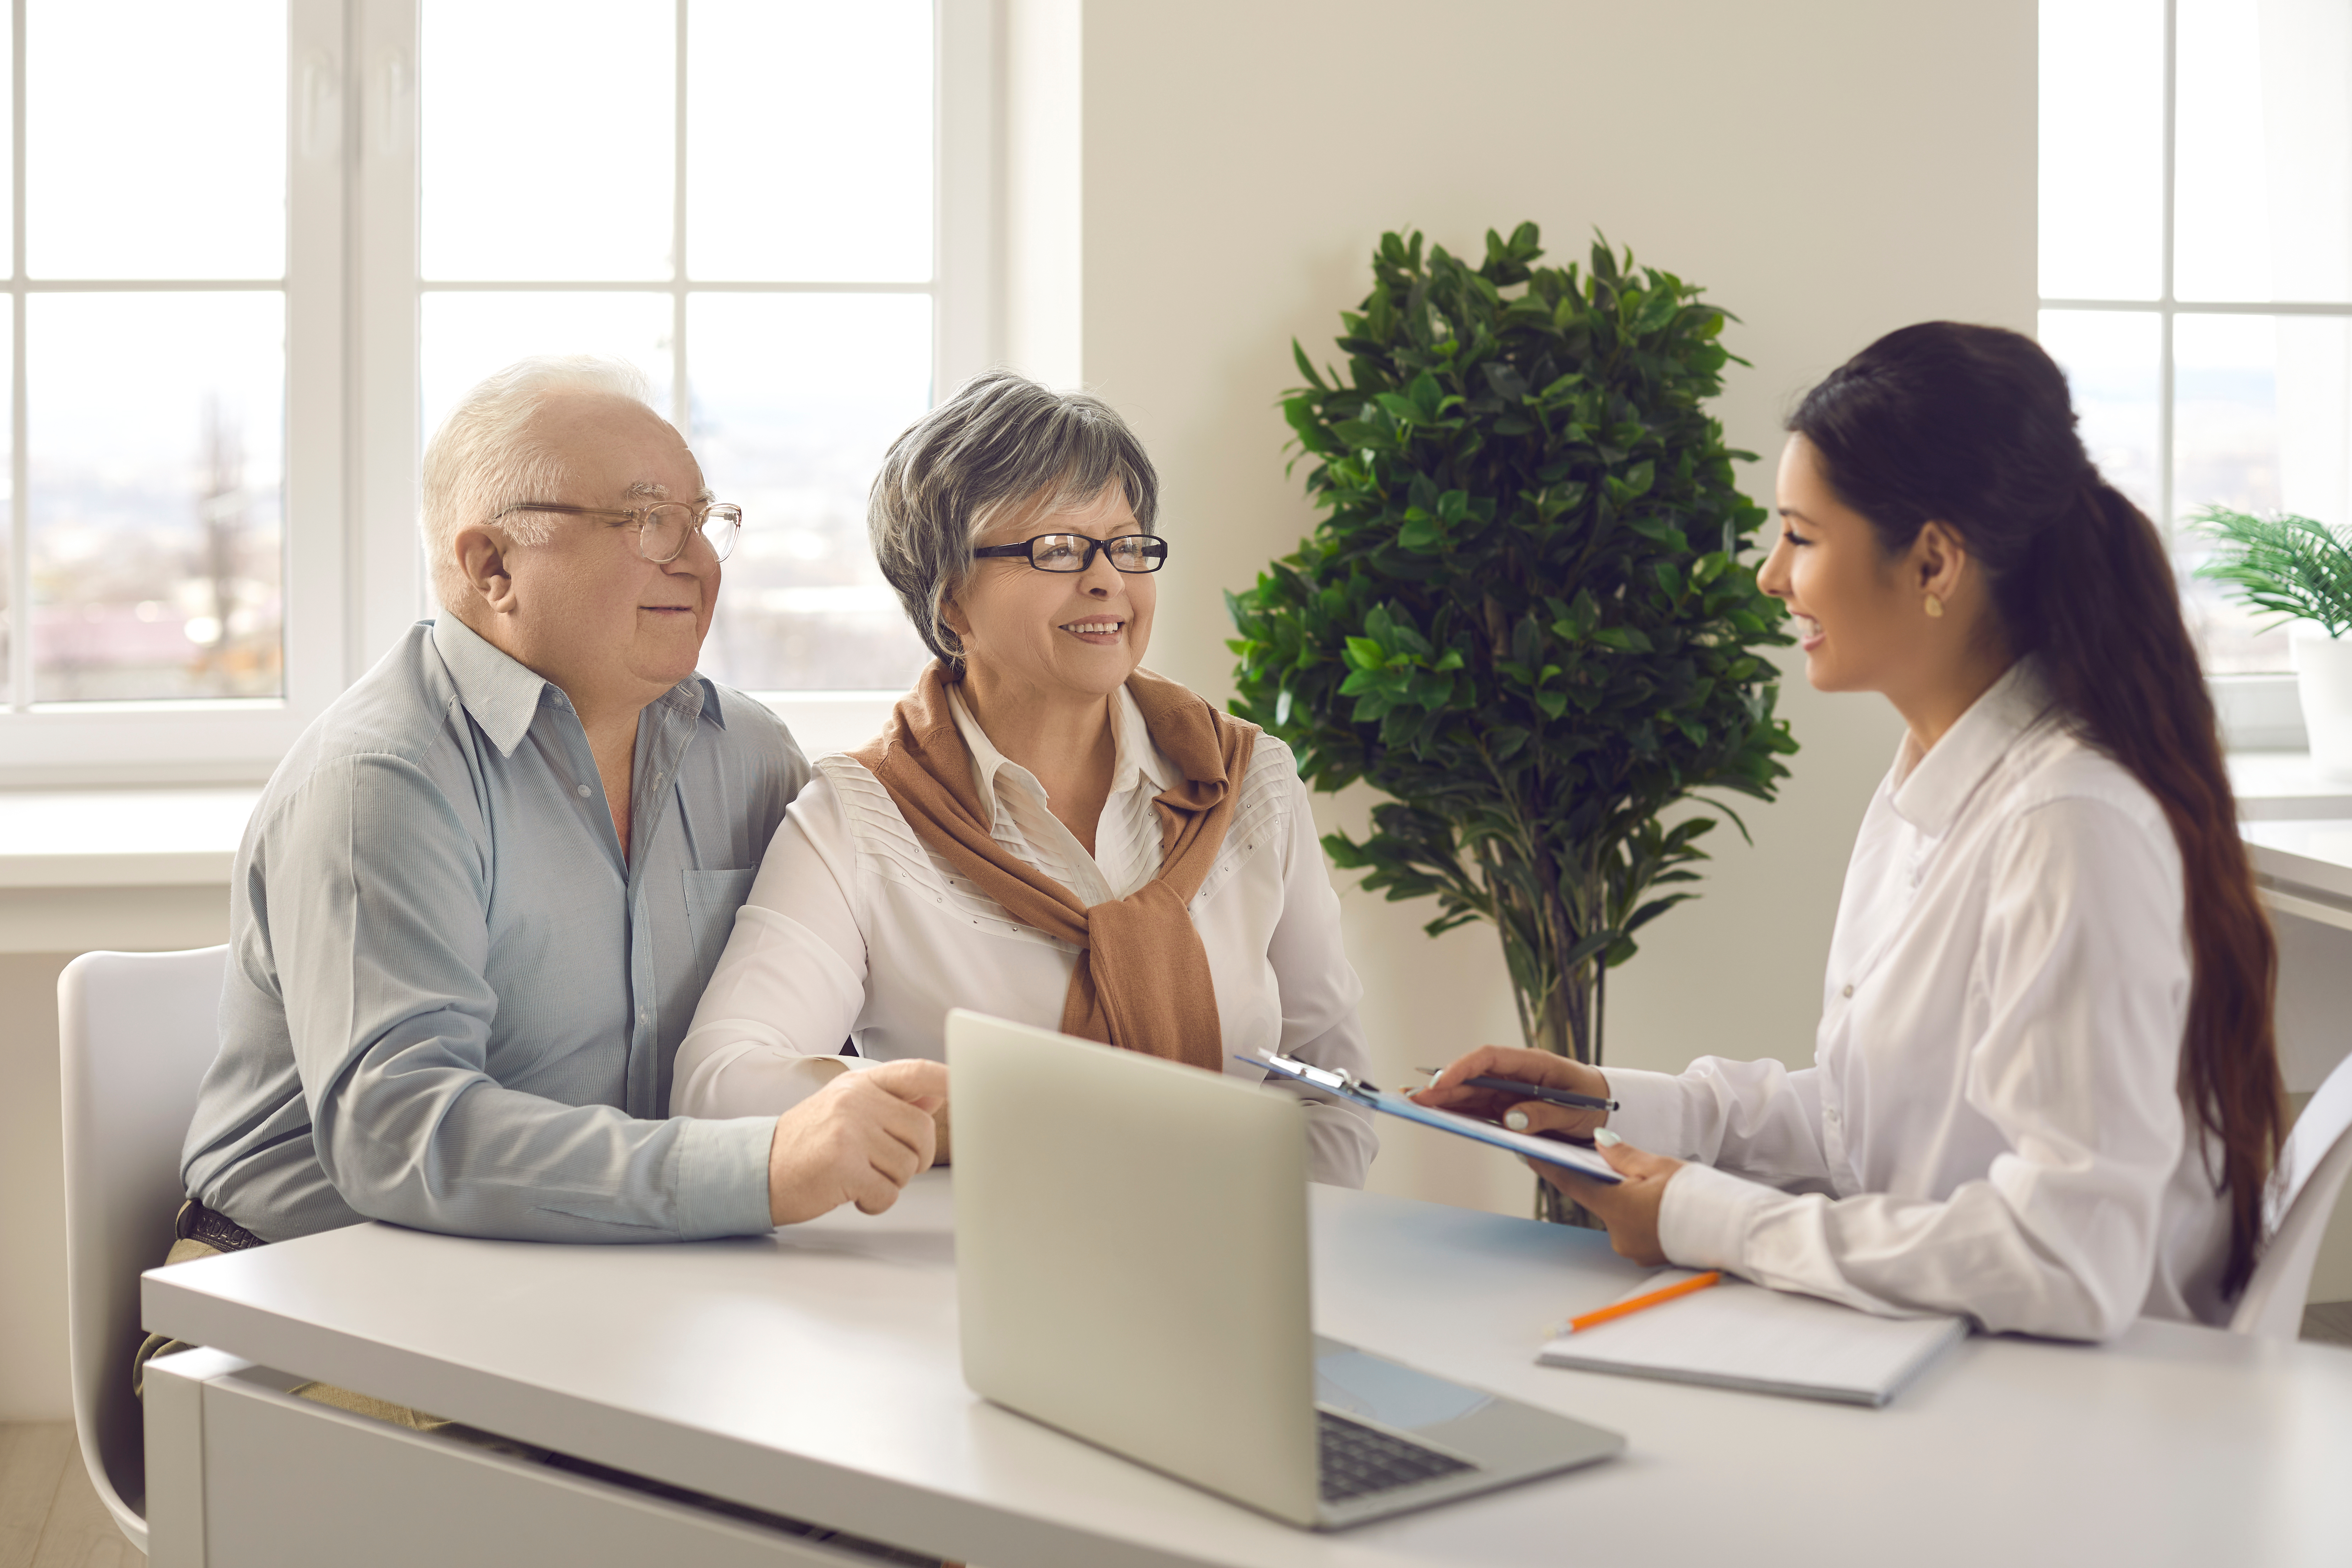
[{"left": 1924, "top": 593, "right": 1945, "bottom": 619}]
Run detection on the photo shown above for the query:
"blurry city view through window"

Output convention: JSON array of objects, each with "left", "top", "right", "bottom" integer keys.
[
  {"left": 4, "top": 3, "right": 288, "bottom": 704},
  {"left": 2040, "top": 0, "right": 2352, "bottom": 674},
  {"left": 422, "top": 0, "right": 937, "bottom": 694}
]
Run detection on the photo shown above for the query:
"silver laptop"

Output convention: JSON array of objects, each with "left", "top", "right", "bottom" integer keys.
[{"left": 946, "top": 1010, "right": 1624, "bottom": 1530}]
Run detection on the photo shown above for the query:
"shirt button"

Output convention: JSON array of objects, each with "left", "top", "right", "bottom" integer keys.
[
  {"left": 637, "top": 1010, "right": 648, "bottom": 1024},
  {"left": 1826, "top": 1108, "right": 1842, "bottom": 1125},
  {"left": 576, "top": 784, "right": 592, "bottom": 798},
  {"left": 1841, "top": 983, "right": 1854, "bottom": 998}
]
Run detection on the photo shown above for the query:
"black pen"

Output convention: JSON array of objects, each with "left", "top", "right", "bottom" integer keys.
[{"left": 1417, "top": 1067, "right": 1617, "bottom": 1113}]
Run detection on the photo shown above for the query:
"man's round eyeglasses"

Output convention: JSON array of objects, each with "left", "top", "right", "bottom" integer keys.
[
  {"left": 493, "top": 500, "right": 742, "bottom": 564},
  {"left": 971, "top": 532, "right": 1168, "bottom": 574}
]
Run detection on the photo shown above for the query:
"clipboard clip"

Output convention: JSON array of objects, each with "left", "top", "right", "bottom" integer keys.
[{"left": 1247, "top": 1051, "right": 1379, "bottom": 1099}]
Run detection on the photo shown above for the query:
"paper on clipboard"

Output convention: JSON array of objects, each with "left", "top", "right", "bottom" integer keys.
[{"left": 1244, "top": 1054, "right": 1622, "bottom": 1185}]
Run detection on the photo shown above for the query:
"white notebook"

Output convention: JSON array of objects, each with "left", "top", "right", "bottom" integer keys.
[{"left": 1536, "top": 1269, "right": 1967, "bottom": 1407}]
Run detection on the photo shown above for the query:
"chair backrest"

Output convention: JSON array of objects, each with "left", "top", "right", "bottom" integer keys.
[
  {"left": 58, "top": 945, "right": 231, "bottom": 1552},
  {"left": 2231, "top": 1046, "right": 2352, "bottom": 1341}
]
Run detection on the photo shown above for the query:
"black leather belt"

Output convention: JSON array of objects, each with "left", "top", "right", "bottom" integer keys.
[{"left": 176, "top": 1198, "right": 267, "bottom": 1254}]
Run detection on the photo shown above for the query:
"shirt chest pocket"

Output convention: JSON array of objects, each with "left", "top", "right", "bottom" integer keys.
[{"left": 682, "top": 868, "right": 760, "bottom": 988}]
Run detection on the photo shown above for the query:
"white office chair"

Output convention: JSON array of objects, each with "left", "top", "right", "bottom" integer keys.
[
  {"left": 59, "top": 944, "right": 231, "bottom": 1556},
  {"left": 2230, "top": 1048, "right": 2352, "bottom": 1341}
]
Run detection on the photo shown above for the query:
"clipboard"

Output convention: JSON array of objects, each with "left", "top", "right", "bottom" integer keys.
[{"left": 1243, "top": 1053, "right": 1623, "bottom": 1185}]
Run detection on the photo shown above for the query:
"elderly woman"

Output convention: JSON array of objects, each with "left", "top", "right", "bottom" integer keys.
[{"left": 674, "top": 372, "right": 1376, "bottom": 1183}]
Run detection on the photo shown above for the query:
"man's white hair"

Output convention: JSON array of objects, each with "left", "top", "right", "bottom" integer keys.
[{"left": 420, "top": 356, "right": 666, "bottom": 609}]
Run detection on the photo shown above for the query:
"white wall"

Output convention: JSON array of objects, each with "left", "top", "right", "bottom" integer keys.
[
  {"left": 0, "top": 955, "right": 76, "bottom": 1422},
  {"left": 1046, "top": 0, "right": 2035, "bottom": 1210}
]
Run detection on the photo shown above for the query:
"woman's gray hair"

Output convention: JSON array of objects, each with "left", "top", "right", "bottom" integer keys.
[
  {"left": 420, "top": 356, "right": 665, "bottom": 609},
  {"left": 869, "top": 370, "right": 1159, "bottom": 671}
]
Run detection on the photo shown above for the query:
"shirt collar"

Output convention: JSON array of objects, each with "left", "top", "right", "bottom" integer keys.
[
  {"left": 945, "top": 683, "right": 1172, "bottom": 819},
  {"left": 1889, "top": 657, "right": 2060, "bottom": 837},
  {"left": 1109, "top": 683, "right": 1174, "bottom": 797},
  {"left": 428, "top": 614, "right": 728, "bottom": 758}
]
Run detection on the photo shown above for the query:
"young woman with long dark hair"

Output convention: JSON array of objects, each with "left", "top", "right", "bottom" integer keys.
[{"left": 1419, "top": 321, "right": 2285, "bottom": 1339}]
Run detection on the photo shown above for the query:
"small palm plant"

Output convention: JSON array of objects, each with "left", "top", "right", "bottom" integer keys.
[
  {"left": 2194, "top": 507, "right": 2352, "bottom": 635},
  {"left": 2197, "top": 505, "right": 2352, "bottom": 779}
]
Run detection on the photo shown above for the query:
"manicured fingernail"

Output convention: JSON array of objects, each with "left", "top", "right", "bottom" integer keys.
[
  {"left": 1504, "top": 1109, "right": 1530, "bottom": 1131},
  {"left": 1594, "top": 1128, "right": 1623, "bottom": 1147}
]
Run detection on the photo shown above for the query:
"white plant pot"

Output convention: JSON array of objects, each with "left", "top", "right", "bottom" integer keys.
[{"left": 2292, "top": 623, "right": 2352, "bottom": 783}]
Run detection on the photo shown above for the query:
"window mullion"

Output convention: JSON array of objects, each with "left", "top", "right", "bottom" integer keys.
[
  {"left": 2157, "top": 0, "right": 2177, "bottom": 544},
  {"left": 352, "top": 0, "right": 422, "bottom": 655},
  {"left": 671, "top": 0, "right": 689, "bottom": 435},
  {"left": 9, "top": 0, "right": 26, "bottom": 713},
  {"left": 936, "top": 0, "right": 996, "bottom": 391},
  {"left": 285, "top": 0, "right": 352, "bottom": 716}
]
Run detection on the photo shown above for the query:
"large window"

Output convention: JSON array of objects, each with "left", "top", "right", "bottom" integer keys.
[
  {"left": 0, "top": 0, "right": 987, "bottom": 785},
  {"left": 2041, "top": 0, "right": 2352, "bottom": 683}
]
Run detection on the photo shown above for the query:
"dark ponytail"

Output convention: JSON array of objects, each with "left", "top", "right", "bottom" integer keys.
[{"left": 1789, "top": 321, "right": 2285, "bottom": 1299}]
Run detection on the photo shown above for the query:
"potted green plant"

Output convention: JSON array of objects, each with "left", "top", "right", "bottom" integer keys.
[
  {"left": 2195, "top": 507, "right": 2352, "bottom": 780},
  {"left": 1226, "top": 225, "right": 1795, "bottom": 1219}
]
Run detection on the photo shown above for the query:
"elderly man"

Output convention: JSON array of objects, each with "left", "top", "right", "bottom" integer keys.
[{"left": 164, "top": 357, "right": 942, "bottom": 1301}]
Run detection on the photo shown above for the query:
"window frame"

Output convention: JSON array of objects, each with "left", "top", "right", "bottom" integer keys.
[
  {"left": 2039, "top": 0, "right": 2351, "bottom": 750},
  {"left": 0, "top": 0, "right": 993, "bottom": 786}
]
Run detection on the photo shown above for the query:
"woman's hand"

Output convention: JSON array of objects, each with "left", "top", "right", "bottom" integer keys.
[
  {"left": 1549, "top": 1134, "right": 1684, "bottom": 1266},
  {"left": 1411, "top": 1044, "right": 1612, "bottom": 1140}
]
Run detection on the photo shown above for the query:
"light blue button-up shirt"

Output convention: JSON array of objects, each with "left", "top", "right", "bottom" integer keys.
[{"left": 182, "top": 615, "right": 806, "bottom": 1243}]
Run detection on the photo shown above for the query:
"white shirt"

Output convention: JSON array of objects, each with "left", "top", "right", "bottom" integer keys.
[
  {"left": 674, "top": 685, "right": 1378, "bottom": 1186},
  {"left": 1607, "top": 661, "right": 2230, "bottom": 1339}
]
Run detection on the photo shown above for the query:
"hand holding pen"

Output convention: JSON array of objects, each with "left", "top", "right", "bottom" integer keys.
[{"left": 1410, "top": 1045, "right": 1616, "bottom": 1140}]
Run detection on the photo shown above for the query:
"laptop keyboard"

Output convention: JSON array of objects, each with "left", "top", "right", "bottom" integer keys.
[{"left": 1316, "top": 1409, "right": 1475, "bottom": 1503}]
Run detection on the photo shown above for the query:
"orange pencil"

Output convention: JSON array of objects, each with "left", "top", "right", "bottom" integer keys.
[{"left": 1564, "top": 1270, "right": 1722, "bottom": 1334}]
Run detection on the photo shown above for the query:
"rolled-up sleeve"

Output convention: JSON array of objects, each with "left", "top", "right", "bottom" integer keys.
[
  {"left": 274, "top": 754, "right": 776, "bottom": 1241},
  {"left": 1605, "top": 1059, "right": 1832, "bottom": 1194}
]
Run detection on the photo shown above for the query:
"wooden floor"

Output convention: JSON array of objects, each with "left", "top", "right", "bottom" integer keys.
[
  {"left": 0, "top": 1425, "right": 140, "bottom": 1568},
  {"left": 6, "top": 1304, "right": 2352, "bottom": 1558}
]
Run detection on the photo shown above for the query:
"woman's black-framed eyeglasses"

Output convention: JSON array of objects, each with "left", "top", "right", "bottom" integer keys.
[
  {"left": 971, "top": 532, "right": 1168, "bottom": 574},
  {"left": 491, "top": 500, "right": 742, "bottom": 564}
]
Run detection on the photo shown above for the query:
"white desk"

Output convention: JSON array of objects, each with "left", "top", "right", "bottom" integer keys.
[{"left": 140, "top": 1176, "right": 2352, "bottom": 1568}]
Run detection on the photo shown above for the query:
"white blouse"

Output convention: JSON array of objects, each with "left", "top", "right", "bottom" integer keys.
[
  {"left": 673, "top": 684, "right": 1378, "bottom": 1186},
  {"left": 1608, "top": 660, "right": 2231, "bottom": 1340}
]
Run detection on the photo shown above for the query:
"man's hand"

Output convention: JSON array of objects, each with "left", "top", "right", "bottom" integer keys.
[
  {"left": 766, "top": 1059, "right": 949, "bottom": 1226},
  {"left": 1411, "top": 1044, "right": 1613, "bottom": 1140},
  {"left": 1548, "top": 1134, "right": 1683, "bottom": 1266}
]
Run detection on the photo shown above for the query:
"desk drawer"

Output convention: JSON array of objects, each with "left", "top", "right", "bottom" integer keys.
[{"left": 147, "top": 1360, "right": 893, "bottom": 1568}]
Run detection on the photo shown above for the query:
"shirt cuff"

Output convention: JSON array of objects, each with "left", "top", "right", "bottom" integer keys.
[
  {"left": 1656, "top": 1160, "right": 1778, "bottom": 1275},
  {"left": 1600, "top": 1066, "right": 1690, "bottom": 1156},
  {"left": 672, "top": 1115, "right": 778, "bottom": 1240}
]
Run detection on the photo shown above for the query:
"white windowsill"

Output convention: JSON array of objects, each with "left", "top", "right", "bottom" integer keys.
[
  {"left": 0, "top": 787, "right": 259, "bottom": 890},
  {"left": 0, "top": 750, "right": 2342, "bottom": 882},
  {"left": 2228, "top": 751, "right": 2352, "bottom": 821}
]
